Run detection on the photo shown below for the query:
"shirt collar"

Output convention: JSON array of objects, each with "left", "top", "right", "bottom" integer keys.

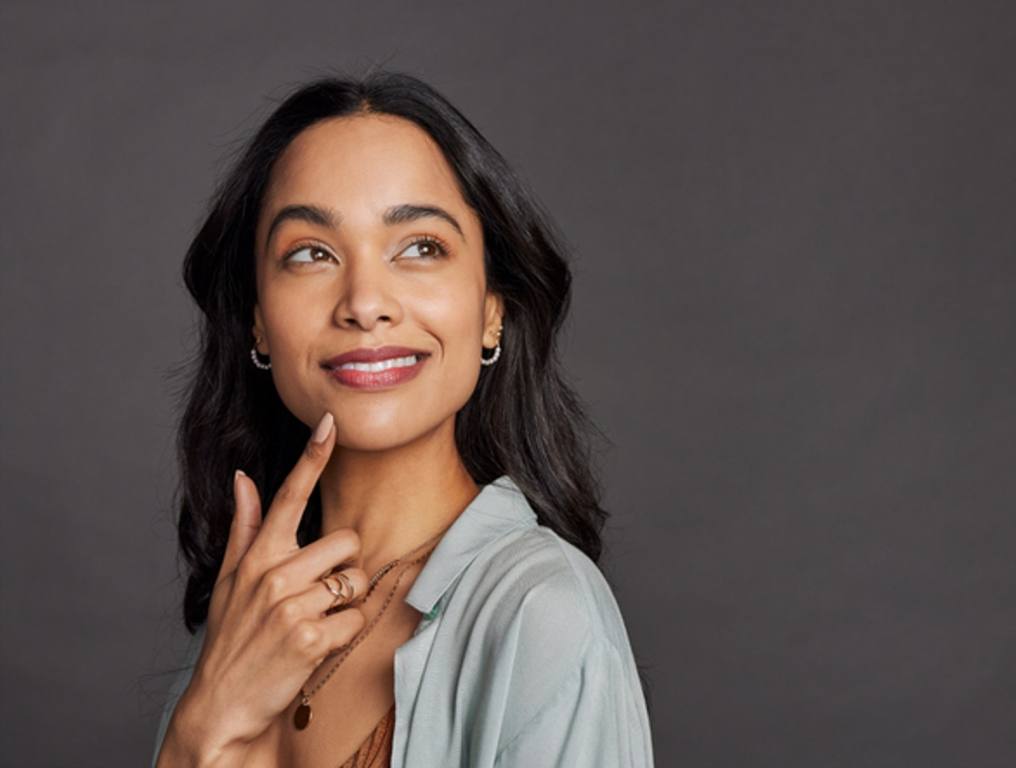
[{"left": 404, "top": 474, "right": 537, "bottom": 615}]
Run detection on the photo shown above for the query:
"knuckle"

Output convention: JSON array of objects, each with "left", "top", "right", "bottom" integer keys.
[
  {"left": 291, "top": 621, "right": 323, "bottom": 655},
  {"left": 261, "top": 569, "right": 289, "bottom": 602}
]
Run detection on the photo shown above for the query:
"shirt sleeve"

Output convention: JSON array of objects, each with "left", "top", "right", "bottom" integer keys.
[
  {"left": 150, "top": 625, "right": 205, "bottom": 768},
  {"left": 492, "top": 634, "right": 655, "bottom": 768}
]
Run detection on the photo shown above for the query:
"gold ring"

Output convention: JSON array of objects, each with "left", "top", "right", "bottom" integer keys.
[{"left": 319, "top": 570, "right": 353, "bottom": 609}]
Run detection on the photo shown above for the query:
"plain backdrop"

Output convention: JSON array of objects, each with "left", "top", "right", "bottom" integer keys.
[{"left": 2, "top": 1, "right": 1014, "bottom": 766}]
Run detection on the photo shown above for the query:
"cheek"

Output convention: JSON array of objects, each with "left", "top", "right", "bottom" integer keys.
[
  {"left": 414, "top": 292, "right": 484, "bottom": 397},
  {"left": 258, "top": 289, "right": 326, "bottom": 414},
  {"left": 262, "top": 276, "right": 324, "bottom": 343},
  {"left": 425, "top": 341, "right": 481, "bottom": 421},
  {"left": 417, "top": 290, "right": 483, "bottom": 360}
]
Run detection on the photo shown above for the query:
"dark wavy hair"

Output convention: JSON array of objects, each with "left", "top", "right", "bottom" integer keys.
[{"left": 171, "top": 69, "right": 611, "bottom": 639}]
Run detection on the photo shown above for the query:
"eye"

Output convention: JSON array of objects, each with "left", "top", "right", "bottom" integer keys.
[
  {"left": 283, "top": 243, "right": 334, "bottom": 265},
  {"left": 401, "top": 235, "right": 450, "bottom": 260}
]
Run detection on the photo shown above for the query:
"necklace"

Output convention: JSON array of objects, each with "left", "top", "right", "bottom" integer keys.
[{"left": 293, "top": 526, "right": 448, "bottom": 730}]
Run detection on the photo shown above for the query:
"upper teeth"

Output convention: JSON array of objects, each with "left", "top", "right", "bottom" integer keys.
[{"left": 338, "top": 355, "right": 420, "bottom": 372}]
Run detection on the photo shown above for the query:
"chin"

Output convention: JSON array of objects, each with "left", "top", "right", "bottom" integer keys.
[{"left": 333, "top": 414, "right": 438, "bottom": 453}]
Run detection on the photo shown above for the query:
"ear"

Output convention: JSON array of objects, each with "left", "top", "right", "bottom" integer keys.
[
  {"left": 482, "top": 291, "right": 505, "bottom": 347},
  {"left": 252, "top": 304, "right": 268, "bottom": 354}
]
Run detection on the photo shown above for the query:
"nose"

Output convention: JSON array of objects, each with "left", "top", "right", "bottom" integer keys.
[{"left": 332, "top": 254, "right": 403, "bottom": 332}]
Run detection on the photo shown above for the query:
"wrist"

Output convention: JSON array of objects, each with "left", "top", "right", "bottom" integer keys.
[{"left": 162, "top": 688, "right": 250, "bottom": 767}]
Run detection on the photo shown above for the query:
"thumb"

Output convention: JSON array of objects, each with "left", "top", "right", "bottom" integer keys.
[{"left": 217, "top": 469, "right": 263, "bottom": 585}]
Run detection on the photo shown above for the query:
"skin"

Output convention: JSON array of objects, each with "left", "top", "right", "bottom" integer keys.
[{"left": 251, "top": 112, "right": 504, "bottom": 581}]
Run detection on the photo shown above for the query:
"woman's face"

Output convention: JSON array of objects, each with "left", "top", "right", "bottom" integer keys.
[{"left": 252, "top": 113, "right": 503, "bottom": 451}]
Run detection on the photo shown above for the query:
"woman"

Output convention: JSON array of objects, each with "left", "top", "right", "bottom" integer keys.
[{"left": 151, "top": 69, "right": 654, "bottom": 767}]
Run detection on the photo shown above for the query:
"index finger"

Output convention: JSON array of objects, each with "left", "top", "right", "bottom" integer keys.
[{"left": 255, "top": 410, "right": 335, "bottom": 551}]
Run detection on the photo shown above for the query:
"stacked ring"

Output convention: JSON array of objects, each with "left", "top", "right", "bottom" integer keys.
[{"left": 319, "top": 570, "right": 355, "bottom": 610}]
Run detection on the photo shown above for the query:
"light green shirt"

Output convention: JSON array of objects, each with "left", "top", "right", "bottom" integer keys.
[{"left": 151, "top": 474, "right": 655, "bottom": 766}]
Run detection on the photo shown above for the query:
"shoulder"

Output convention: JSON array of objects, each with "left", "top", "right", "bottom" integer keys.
[
  {"left": 452, "top": 525, "right": 651, "bottom": 762},
  {"left": 457, "top": 521, "right": 635, "bottom": 673}
]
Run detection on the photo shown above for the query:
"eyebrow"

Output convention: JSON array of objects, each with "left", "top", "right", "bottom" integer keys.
[{"left": 264, "top": 202, "right": 466, "bottom": 249}]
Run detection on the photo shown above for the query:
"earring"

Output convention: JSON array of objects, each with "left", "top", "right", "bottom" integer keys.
[
  {"left": 480, "top": 326, "right": 502, "bottom": 367},
  {"left": 250, "top": 337, "right": 271, "bottom": 370}
]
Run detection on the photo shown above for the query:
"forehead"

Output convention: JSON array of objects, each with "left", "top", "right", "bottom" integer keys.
[{"left": 260, "top": 114, "right": 468, "bottom": 224}]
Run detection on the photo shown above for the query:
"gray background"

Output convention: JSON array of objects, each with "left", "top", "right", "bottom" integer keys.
[{"left": 2, "top": 1, "right": 1014, "bottom": 766}]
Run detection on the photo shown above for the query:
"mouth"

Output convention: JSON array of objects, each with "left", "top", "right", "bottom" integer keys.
[{"left": 321, "top": 348, "right": 431, "bottom": 390}]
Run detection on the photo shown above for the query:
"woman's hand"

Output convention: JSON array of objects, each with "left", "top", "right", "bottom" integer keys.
[{"left": 159, "top": 411, "right": 368, "bottom": 766}]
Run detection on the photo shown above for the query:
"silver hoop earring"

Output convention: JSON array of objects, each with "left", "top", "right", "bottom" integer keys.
[
  {"left": 480, "top": 342, "right": 501, "bottom": 366},
  {"left": 250, "top": 343, "right": 271, "bottom": 370},
  {"left": 480, "top": 326, "right": 503, "bottom": 366}
]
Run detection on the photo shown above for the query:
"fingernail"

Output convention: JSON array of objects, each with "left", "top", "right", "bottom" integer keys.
[{"left": 312, "top": 411, "right": 334, "bottom": 444}]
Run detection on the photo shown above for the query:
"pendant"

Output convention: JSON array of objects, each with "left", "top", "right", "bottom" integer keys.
[{"left": 294, "top": 696, "right": 312, "bottom": 729}]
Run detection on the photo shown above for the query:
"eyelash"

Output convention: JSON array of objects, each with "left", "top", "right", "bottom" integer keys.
[{"left": 282, "top": 234, "right": 451, "bottom": 264}]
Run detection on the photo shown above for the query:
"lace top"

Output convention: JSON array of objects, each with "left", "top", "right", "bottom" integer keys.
[{"left": 337, "top": 703, "right": 395, "bottom": 768}]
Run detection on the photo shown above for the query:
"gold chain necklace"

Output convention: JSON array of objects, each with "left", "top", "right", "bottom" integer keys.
[{"left": 293, "top": 526, "right": 448, "bottom": 730}]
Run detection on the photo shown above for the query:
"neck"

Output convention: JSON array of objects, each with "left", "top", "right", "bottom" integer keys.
[{"left": 316, "top": 418, "right": 480, "bottom": 580}]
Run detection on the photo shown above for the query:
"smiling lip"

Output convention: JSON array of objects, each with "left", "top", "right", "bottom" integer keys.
[
  {"left": 322, "top": 346, "right": 430, "bottom": 391},
  {"left": 322, "top": 345, "right": 430, "bottom": 367}
]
